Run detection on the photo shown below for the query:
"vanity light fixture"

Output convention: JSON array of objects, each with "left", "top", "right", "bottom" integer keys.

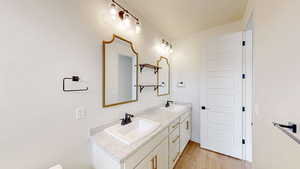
[
  {"left": 135, "top": 21, "right": 141, "bottom": 34},
  {"left": 169, "top": 44, "right": 174, "bottom": 54},
  {"left": 109, "top": 0, "right": 141, "bottom": 34},
  {"left": 161, "top": 39, "right": 174, "bottom": 55},
  {"left": 109, "top": 2, "right": 118, "bottom": 20},
  {"left": 122, "top": 12, "right": 131, "bottom": 28}
]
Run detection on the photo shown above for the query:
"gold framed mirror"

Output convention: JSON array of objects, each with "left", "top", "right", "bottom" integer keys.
[
  {"left": 157, "top": 56, "right": 170, "bottom": 96},
  {"left": 102, "top": 34, "right": 138, "bottom": 107}
]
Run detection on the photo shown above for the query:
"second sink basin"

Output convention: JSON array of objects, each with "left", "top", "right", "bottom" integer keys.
[
  {"left": 104, "top": 117, "right": 160, "bottom": 145},
  {"left": 160, "top": 104, "right": 188, "bottom": 113}
]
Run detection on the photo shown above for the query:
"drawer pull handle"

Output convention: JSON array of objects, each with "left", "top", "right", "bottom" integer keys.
[
  {"left": 151, "top": 155, "right": 157, "bottom": 169},
  {"left": 172, "top": 136, "right": 180, "bottom": 143},
  {"left": 173, "top": 152, "right": 180, "bottom": 162},
  {"left": 172, "top": 122, "right": 180, "bottom": 128},
  {"left": 151, "top": 157, "right": 155, "bottom": 169},
  {"left": 186, "top": 121, "right": 189, "bottom": 130},
  {"left": 154, "top": 155, "right": 157, "bottom": 169}
]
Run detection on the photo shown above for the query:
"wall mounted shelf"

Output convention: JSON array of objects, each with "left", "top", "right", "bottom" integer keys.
[
  {"left": 136, "top": 85, "right": 162, "bottom": 93},
  {"left": 139, "top": 64, "right": 161, "bottom": 74}
]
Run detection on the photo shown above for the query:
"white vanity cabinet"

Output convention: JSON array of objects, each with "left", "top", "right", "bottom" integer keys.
[
  {"left": 124, "top": 128, "right": 169, "bottom": 169},
  {"left": 91, "top": 105, "right": 192, "bottom": 169},
  {"left": 180, "top": 115, "right": 192, "bottom": 154},
  {"left": 131, "top": 113, "right": 191, "bottom": 169},
  {"left": 135, "top": 138, "right": 169, "bottom": 169},
  {"left": 168, "top": 118, "right": 180, "bottom": 169}
]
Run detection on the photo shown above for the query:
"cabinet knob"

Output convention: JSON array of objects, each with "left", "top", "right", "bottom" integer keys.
[{"left": 201, "top": 106, "right": 206, "bottom": 110}]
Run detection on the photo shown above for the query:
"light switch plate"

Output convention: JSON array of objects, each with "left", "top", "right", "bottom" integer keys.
[{"left": 177, "top": 81, "right": 185, "bottom": 87}]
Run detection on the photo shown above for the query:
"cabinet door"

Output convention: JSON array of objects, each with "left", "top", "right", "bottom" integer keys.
[
  {"left": 155, "top": 138, "right": 169, "bottom": 169},
  {"left": 135, "top": 138, "right": 168, "bottom": 169},
  {"left": 169, "top": 128, "right": 180, "bottom": 169},
  {"left": 134, "top": 155, "right": 152, "bottom": 169},
  {"left": 180, "top": 116, "right": 191, "bottom": 153}
]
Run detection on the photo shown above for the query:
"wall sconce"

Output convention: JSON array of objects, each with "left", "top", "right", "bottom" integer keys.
[
  {"left": 109, "top": 0, "right": 141, "bottom": 34},
  {"left": 160, "top": 39, "right": 174, "bottom": 55}
]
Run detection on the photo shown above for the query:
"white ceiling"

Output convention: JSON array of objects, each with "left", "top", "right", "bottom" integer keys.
[{"left": 124, "top": 0, "right": 248, "bottom": 39}]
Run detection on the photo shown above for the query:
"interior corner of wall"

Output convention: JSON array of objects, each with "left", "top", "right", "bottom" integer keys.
[
  {"left": 242, "top": 0, "right": 254, "bottom": 29},
  {"left": 191, "top": 137, "right": 201, "bottom": 144}
]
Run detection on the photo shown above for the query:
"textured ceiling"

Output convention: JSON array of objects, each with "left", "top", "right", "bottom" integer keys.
[{"left": 123, "top": 0, "right": 248, "bottom": 39}]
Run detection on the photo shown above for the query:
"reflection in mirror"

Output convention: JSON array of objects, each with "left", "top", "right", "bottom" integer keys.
[
  {"left": 103, "top": 35, "right": 138, "bottom": 107},
  {"left": 157, "top": 57, "right": 170, "bottom": 96}
]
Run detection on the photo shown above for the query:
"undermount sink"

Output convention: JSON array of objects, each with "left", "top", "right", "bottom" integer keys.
[
  {"left": 104, "top": 117, "right": 160, "bottom": 145},
  {"left": 161, "top": 104, "right": 188, "bottom": 113}
]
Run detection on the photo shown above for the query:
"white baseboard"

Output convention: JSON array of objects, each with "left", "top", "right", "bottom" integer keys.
[{"left": 191, "top": 137, "right": 201, "bottom": 144}]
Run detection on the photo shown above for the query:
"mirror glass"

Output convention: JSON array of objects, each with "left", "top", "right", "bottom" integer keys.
[
  {"left": 157, "top": 57, "right": 170, "bottom": 96},
  {"left": 103, "top": 35, "right": 138, "bottom": 107}
]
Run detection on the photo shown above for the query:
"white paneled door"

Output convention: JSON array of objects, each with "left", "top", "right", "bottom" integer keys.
[{"left": 201, "top": 32, "right": 243, "bottom": 159}]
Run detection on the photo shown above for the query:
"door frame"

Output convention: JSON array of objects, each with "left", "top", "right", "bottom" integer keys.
[{"left": 242, "top": 14, "right": 254, "bottom": 162}]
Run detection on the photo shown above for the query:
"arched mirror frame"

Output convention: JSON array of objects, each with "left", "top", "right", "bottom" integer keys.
[
  {"left": 102, "top": 34, "right": 139, "bottom": 108},
  {"left": 157, "top": 56, "right": 170, "bottom": 96}
]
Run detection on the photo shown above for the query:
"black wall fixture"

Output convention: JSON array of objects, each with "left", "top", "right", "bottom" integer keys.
[
  {"left": 273, "top": 122, "right": 297, "bottom": 133},
  {"left": 273, "top": 122, "right": 300, "bottom": 144},
  {"left": 63, "top": 76, "right": 88, "bottom": 92}
]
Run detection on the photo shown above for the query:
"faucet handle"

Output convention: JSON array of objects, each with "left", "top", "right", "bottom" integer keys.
[{"left": 125, "top": 113, "right": 134, "bottom": 118}]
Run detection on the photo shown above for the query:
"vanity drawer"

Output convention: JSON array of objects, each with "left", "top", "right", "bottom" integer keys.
[
  {"left": 169, "top": 128, "right": 180, "bottom": 169},
  {"left": 124, "top": 128, "right": 168, "bottom": 169},
  {"left": 169, "top": 127, "right": 180, "bottom": 144},
  {"left": 168, "top": 118, "right": 180, "bottom": 133},
  {"left": 180, "top": 112, "right": 191, "bottom": 123}
]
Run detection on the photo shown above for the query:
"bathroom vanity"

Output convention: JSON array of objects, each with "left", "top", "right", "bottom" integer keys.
[{"left": 90, "top": 104, "right": 192, "bottom": 169}]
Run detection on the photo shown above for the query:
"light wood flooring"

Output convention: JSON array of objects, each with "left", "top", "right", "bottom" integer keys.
[{"left": 174, "top": 141, "right": 252, "bottom": 169}]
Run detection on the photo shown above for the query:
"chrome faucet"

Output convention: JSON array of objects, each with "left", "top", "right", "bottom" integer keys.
[{"left": 121, "top": 113, "right": 134, "bottom": 125}]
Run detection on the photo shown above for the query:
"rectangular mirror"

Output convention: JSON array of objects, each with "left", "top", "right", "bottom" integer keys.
[
  {"left": 103, "top": 34, "right": 138, "bottom": 107},
  {"left": 157, "top": 56, "right": 170, "bottom": 96}
]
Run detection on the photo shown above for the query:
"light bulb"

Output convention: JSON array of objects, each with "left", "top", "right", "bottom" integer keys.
[
  {"left": 161, "top": 44, "right": 167, "bottom": 53},
  {"left": 110, "top": 3, "right": 117, "bottom": 20},
  {"left": 122, "top": 13, "right": 131, "bottom": 28},
  {"left": 169, "top": 45, "right": 174, "bottom": 54},
  {"left": 135, "top": 21, "right": 141, "bottom": 34},
  {"left": 164, "top": 44, "right": 169, "bottom": 54}
]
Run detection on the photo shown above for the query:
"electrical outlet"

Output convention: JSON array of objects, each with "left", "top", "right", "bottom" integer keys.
[{"left": 75, "top": 106, "right": 86, "bottom": 120}]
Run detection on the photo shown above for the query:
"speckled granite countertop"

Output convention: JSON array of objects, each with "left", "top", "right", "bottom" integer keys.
[{"left": 90, "top": 103, "right": 192, "bottom": 163}]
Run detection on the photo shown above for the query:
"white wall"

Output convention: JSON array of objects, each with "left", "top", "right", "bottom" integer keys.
[
  {"left": 0, "top": 1, "right": 170, "bottom": 169},
  {"left": 243, "top": 0, "right": 300, "bottom": 169},
  {"left": 172, "top": 21, "right": 243, "bottom": 143}
]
